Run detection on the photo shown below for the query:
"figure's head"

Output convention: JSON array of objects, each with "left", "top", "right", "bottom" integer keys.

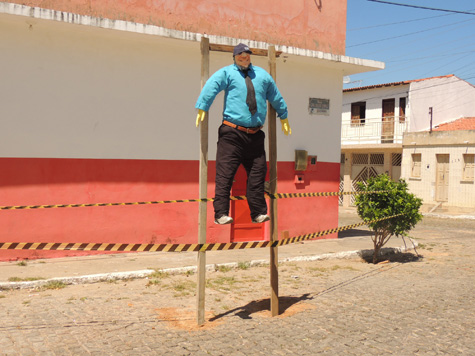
[{"left": 233, "top": 43, "right": 252, "bottom": 69}]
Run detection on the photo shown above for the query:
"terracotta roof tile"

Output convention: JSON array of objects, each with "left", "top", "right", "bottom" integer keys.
[
  {"left": 433, "top": 117, "right": 475, "bottom": 131},
  {"left": 343, "top": 74, "right": 455, "bottom": 92}
]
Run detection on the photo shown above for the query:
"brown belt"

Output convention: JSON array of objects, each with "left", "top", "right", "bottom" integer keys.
[{"left": 223, "top": 120, "right": 262, "bottom": 134}]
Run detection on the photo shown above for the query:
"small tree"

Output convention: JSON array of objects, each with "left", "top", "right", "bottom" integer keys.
[{"left": 355, "top": 174, "right": 423, "bottom": 263}]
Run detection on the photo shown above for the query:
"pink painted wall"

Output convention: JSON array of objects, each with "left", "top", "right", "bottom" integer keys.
[
  {"left": 0, "top": 158, "right": 339, "bottom": 261},
  {"left": 14, "top": 0, "right": 347, "bottom": 54}
]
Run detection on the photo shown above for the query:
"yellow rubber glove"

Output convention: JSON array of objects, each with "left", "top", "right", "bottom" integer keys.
[
  {"left": 280, "top": 118, "right": 291, "bottom": 136},
  {"left": 196, "top": 109, "right": 206, "bottom": 127}
]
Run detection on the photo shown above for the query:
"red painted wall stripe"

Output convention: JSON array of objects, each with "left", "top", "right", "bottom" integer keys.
[{"left": 0, "top": 157, "right": 339, "bottom": 261}]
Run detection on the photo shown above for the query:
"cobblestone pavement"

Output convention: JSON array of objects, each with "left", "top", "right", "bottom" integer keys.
[{"left": 1, "top": 215, "right": 474, "bottom": 356}]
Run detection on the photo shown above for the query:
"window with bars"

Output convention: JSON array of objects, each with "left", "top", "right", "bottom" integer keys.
[
  {"left": 411, "top": 153, "right": 421, "bottom": 178},
  {"left": 392, "top": 153, "right": 402, "bottom": 167},
  {"left": 352, "top": 153, "right": 385, "bottom": 166},
  {"left": 353, "top": 153, "right": 369, "bottom": 165},
  {"left": 370, "top": 154, "right": 384, "bottom": 165},
  {"left": 462, "top": 154, "right": 474, "bottom": 181},
  {"left": 351, "top": 102, "right": 366, "bottom": 126}
]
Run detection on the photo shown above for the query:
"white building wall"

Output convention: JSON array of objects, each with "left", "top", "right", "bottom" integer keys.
[
  {"left": 409, "top": 76, "right": 475, "bottom": 132},
  {"left": 1, "top": 12, "right": 346, "bottom": 164},
  {"left": 1, "top": 13, "right": 201, "bottom": 161},
  {"left": 277, "top": 55, "right": 344, "bottom": 164}
]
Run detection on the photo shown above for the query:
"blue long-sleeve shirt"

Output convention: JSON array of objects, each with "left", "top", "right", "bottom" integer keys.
[{"left": 195, "top": 63, "right": 288, "bottom": 128}]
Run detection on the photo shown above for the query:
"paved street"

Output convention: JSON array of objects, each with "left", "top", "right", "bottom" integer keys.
[{"left": 1, "top": 214, "right": 474, "bottom": 355}]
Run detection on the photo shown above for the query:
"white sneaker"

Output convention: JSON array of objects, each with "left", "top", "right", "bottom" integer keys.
[
  {"left": 252, "top": 214, "right": 270, "bottom": 223},
  {"left": 214, "top": 215, "right": 234, "bottom": 225}
]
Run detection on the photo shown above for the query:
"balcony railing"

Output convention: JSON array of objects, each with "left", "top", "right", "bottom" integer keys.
[{"left": 341, "top": 117, "right": 408, "bottom": 145}]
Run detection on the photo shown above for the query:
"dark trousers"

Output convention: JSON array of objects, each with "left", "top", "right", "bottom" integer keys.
[{"left": 214, "top": 124, "right": 267, "bottom": 220}]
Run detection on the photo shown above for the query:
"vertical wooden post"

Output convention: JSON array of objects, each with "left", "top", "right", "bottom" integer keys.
[
  {"left": 197, "top": 36, "right": 209, "bottom": 326},
  {"left": 267, "top": 45, "right": 279, "bottom": 317}
]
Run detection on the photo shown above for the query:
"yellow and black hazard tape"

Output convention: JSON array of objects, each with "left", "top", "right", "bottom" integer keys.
[
  {"left": 276, "top": 214, "right": 404, "bottom": 246},
  {"left": 0, "top": 191, "right": 387, "bottom": 211},
  {"left": 0, "top": 214, "right": 403, "bottom": 253},
  {"left": 0, "top": 198, "right": 215, "bottom": 211},
  {"left": 269, "top": 190, "right": 388, "bottom": 199}
]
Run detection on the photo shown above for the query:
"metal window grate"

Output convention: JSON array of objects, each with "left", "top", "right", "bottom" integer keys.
[
  {"left": 353, "top": 154, "right": 369, "bottom": 165},
  {"left": 370, "top": 154, "right": 384, "bottom": 165},
  {"left": 392, "top": 153, "right": 402, "bottom": 167},
  {"left": 351, "top": 166, "right": 379, "bottom": 205}
]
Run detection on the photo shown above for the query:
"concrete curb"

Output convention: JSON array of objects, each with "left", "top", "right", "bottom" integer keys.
[
  {"left": 0, "top": 241, "right": 418, "bottom": 291},
  {"left": 423, "top": 213, "right": 475, "bottom": 220}
]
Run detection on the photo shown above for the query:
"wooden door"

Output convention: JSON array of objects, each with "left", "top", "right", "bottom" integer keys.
[
  {"left": 436, "top": 154, "right": 449, "bottom": 202},
  {"left": 382, "top": 99, "right": 395, "bottom": 143}
]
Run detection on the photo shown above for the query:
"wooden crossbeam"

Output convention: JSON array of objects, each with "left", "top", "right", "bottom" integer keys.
[{"left": 209, "top": 43, "right": 282, "bottom": 57}]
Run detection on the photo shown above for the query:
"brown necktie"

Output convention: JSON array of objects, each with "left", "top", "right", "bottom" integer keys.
[{"left": 243, "top": 69, "right": 257, "bottom": 115}]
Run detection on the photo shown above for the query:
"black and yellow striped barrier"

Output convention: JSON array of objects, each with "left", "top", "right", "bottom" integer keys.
[
  {"left": 0, "top": 214, "right": 402, "bottom": 252},
  {"left": 0, "top": 190, "right": 386, "bottom": 211}
]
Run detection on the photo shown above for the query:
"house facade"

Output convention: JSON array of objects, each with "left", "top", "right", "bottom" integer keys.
[
  {"left": 0, "top": 1, "right": 383, "bottom": 261},
  {"left": 402, "top": 119, "right": 475, "bottom": 211},
  {"left": 340, "top": 75, "right": 475, "bottom": 208}
]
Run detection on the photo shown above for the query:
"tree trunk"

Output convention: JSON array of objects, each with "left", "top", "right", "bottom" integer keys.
[{"left": 373, "top": 237, "right": 381, "bottom": 264}]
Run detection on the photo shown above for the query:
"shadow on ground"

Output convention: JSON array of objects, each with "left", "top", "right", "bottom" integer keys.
[
  {"left": 361, "top": 251, "right": 423, "bottom": 264},
  {"left": 338, "top": 228, "right": 373, "bottom": 238},
  {"left": 209, "top": 294, "right": 313, "bottom": 321}
]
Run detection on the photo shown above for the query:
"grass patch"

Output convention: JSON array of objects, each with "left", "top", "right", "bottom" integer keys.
[
  {"left": 206, "top": 276, "right": 237, "bottom": 291},
  {"left": 146, "top": 269, "right": 170, "bottom": 287},
  {"left": 148, "top": 270, "right": 169, "bottom": 279},
  {"left": 237, "top": 261, "right": 251, "bottom": 270},
  {"left": 146, "top": 279, "right": 162, "bottom": 287},
  {"left": 39, "top": 281, "right": 67, "bottom": 290},
  {"left": 216, "top": 265, "right": 232, "bottom": 273},
  {"left": 308, "top": 267, "right": 329, "bottom": 273},
  {"left": 170, "top": 280, "right": 196, "bottom": 297},
  {"left": 308, "top": 265, "right": 358, "bottom": 273},
  {"left": 417, "top": 242, "right": 436, "bottom": 251},
  {"left": 242, "top": 275, "right": 265, "bottom": 283},
  {"left": 8, "top": 276, "right": 46, "bottom": 282},
  {"left": 16, "top": 261, "right": 27, "bottom": 267}
]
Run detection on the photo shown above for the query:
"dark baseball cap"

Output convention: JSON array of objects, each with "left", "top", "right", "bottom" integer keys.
[{"left": 233, "top": 43, "right": 252, "bottom": 56}]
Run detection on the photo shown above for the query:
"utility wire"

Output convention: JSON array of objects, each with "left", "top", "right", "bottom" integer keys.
[
  {"left": 367, "top": 0, "right": 475, "bottom": 15},
  {"left": 386, "top": 49, "right": 475, "bottom": 63},
  {"left": 347, "top": 1, "right": 475, "bottom": 88},
  {"left": 347, "top": 42, "right": 475, "bottom": 86},
  {"left": 350, "top": 20, "right": 475, "bottom": 57},
  {"left": 419, "top": 53, "right": 473, "bottom": 79},
  {"left": 348, "top": 12, "right": 457, "bottom": 31},
  {"left": 347, "top": 18, "right": 475, "bottom": 48},
  {"left": 356, "top": 32, "right": 475, "bottom": 67},
  {"left": 356, "top": 48, "right": 475, "bottom": 83}
]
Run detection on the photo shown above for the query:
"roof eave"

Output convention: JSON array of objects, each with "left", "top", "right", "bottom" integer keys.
[{"left": 1, "top": 2, "right": 384, "bottom": 75}]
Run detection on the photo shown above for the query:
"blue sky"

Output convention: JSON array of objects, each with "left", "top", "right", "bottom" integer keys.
[{"left": 344, "top": 0, "right": 475, "bottom": 88}]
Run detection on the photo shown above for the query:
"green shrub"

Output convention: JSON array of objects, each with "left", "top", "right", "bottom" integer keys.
[{"left": 355, "top": 174, "right": 423, "bottom": 263}]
